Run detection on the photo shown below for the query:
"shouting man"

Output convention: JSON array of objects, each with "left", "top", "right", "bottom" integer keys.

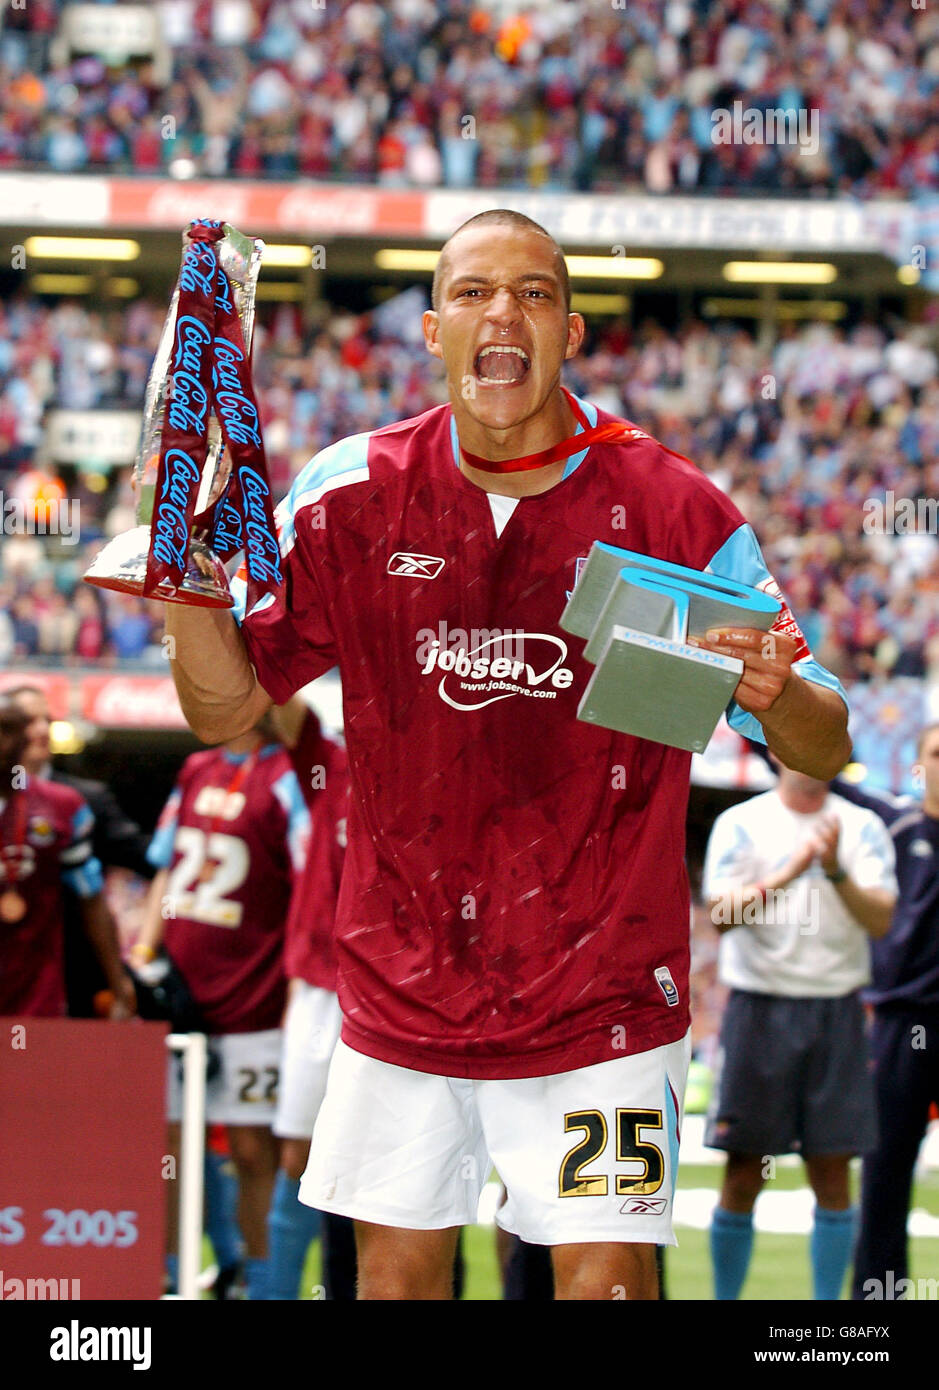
[{"left": 163, "top": 210, "right": 850, "bottom": 1300}]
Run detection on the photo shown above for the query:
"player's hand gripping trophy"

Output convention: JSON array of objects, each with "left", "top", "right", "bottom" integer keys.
[{"left": 84, "top": 219, "right": 282, "bottom": 611}]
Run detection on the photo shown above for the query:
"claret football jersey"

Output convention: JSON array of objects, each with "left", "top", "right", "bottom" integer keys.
[
  {"left": 233, "top": 392, "right": 846, "bottom": 1079},
  {"left": 148, "top": 743, "right": 309, "bottom": 1034},
  {"left": 0, "top": 777, "right": 103, "bottom": 1017}
]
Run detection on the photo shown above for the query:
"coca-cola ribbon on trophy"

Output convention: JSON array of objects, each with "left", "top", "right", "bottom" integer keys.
[{"left": 84, "top": 219, "right": 281, "bottom": 610}]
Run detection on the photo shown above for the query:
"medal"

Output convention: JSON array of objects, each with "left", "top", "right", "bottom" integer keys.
[{"left": 0, "top": 889, "right": 26, "bottom": 923}]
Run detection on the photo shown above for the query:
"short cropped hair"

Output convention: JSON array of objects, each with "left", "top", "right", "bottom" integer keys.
[{"left": 431, "top": 209, "right": 571, "bottom": 312}]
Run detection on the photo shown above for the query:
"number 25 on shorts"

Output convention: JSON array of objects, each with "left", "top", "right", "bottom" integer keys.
[{"left": 559, "top": 1108, "right": 665, "bottom": 1198}]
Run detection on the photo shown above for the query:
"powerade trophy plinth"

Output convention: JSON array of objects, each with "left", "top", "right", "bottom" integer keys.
[
  {"left": 84, "top": 220, "right": 281, "bottom": 611},
  {"left": 561, "top": 543, "right": 782, "bottom": 753}
]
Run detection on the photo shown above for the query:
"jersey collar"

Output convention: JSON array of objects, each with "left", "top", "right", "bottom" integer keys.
[{"left": 448, "top": 391, "right": 598, "bottom": 480}]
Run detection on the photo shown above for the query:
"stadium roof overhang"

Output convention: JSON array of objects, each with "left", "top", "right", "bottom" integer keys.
[{"left": 0, "top": 174, "right": 926, "bottom": 308}]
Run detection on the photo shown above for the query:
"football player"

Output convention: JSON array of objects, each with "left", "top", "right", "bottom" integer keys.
[{"left": 165, "top": 211, "right": 851, "bottom": 1299}]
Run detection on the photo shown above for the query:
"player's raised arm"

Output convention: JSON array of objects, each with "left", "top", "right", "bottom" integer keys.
[
  {"left": 165, "top": 605, "right": 271, "bottom": 745},
  {"left": 166, "top": 441, "right": 349, "bottom": 747}
]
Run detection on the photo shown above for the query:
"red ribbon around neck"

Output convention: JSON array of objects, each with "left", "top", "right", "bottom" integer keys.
[
  {"left": 227, "top": 379, "right": 648, "bottom": 586},
  {"left": 457, "top": 388, "right": 656, "bottom": 474}
]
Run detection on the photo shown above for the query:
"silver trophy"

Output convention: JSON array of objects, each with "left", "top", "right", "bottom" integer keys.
[
  {"left": 84, "top": 223, "right": 265, "bottom": 607},
  {"left": 562, "top": 542, "right": 781, "bottom": 752}
]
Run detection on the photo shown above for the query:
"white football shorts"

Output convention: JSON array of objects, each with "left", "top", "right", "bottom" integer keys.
[
  {"left": 167, "top": 1028, "right": 282, "bottom": 1126},
  {"left": 273, "top": 982, "right": 343, "bottom": 1140},
  {"left": 300, "top": 1030, "right": 691, "bottom": 1245}
]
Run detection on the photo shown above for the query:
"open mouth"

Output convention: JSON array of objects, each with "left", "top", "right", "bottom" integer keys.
[{"left": 474, "top": 344, "right": 531, "bottom": 384}]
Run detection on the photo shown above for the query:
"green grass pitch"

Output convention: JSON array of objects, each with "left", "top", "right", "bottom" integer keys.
[{"left": 292, "top": 1164, "right": 939, "bottom": 1301}]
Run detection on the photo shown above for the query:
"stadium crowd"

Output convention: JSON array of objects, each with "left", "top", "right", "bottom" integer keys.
[
  {"left": 1, "top": 290, "right": 937, "bottom": 685},
  {"left": 0, "top": 0, "right": 936, "bottom": 196}
]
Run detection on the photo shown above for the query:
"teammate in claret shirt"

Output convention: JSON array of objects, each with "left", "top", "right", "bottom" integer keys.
[
  {"left": 135, "top": 713, "right": 309, "bottom": 1301},
  {"left": 165, "top": 210, "right": 852, "bottom": 1301},
  {"left": 8, "top": 682, "right": 155, "bottom": 1018},
  {"left": 0, "top": 694, "right": 135, "bottom": 1020}
]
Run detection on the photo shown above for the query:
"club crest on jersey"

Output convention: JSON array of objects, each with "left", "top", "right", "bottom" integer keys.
[
  {"left": 420, "top": 632, "right": 575, "bottom": 711},
  {"left": 757, "top": 576, "right": 811, "bottom": 663},
  {"left": 388, "top": 552, "right": 446, "bottom": 579},
  {"left": 654, "top": 966, "right": 679, "bottom": 1006},
  {"left": 27, "top": 816, "right": 55, "bottom": 846},
  {"left": 566, "top": 555, "right": 589, "bottom": 601},
  {"left": 193, "top": 786, "right": 246, "bottom": 821}
]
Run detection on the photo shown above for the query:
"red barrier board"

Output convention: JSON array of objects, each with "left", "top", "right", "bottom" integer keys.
[
  {"left": 79, "top": 674, "right": 188, "bottom": 729},
  {"left": 0, "top": 1018, "right": 168, "bottom": 1301}
]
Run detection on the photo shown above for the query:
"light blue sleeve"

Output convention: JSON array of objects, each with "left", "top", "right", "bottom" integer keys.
[
  {"left": 62, "top": 856, "right": 104, "bottom": 897},
  {"left": 271, "top": 769, "right": 312, "bottom": 878},
  {"left": 705, "top": 523, "right": 848, "bottom": 745},
  {"left": 230, "top": 430, "right": 373, "bottom": 626},
  {"left": 147, "top": 786, "right": 182, "bottom": 869},
  {"left": 60, "top": 803, "right": 104, "bottom": 897}
]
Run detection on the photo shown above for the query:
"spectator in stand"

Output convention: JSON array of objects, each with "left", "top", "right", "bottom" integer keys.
[
  {"left": 1, "top": 294, "right": 938, "bottom": 689},
  {"left": 72, "top": 587, "right": 109, "bottom": 664},
  {"left": 0, "top": 0, "right": 936, "bottom": 196},
  {"left": 37, "top": 589, "right": 78, "bottom": 661},
  {"left": 109, "top": 593, "right": 158, "bottom": 662},
  {"left": 9, "top": 594, "right": 39, "bottom": 659}
]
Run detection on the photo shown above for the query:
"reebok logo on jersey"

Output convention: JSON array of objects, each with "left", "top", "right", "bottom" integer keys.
[
  {"left": 420, "top": 632, "right": 575, "bottom": 711},
  {"left": 388, "top": 552, "right": 445, "bottom": 579},
  {"left": 620, "top": 1197, "right": 668, "bottom": 1216}
]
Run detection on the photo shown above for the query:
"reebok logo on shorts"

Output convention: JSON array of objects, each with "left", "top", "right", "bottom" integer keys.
[{"left": 620, "top": 1197, "right": 668, "bottom": 1216}]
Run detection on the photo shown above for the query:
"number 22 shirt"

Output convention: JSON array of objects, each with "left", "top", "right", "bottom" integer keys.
[{"left": 147, "top": 744, "right": 309, "bottom": 1033}]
